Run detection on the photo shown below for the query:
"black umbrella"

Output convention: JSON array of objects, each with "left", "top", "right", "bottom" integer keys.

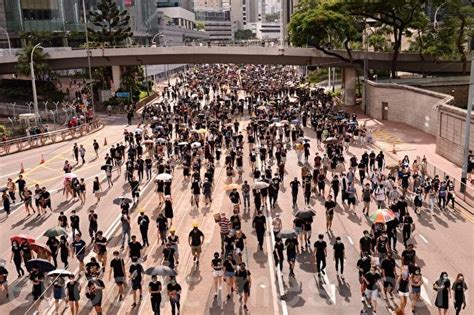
[
  {"left": 43, "top": 227, "right": 67, "bottom": 238},
  {"left": 145, "top": 266, "right": 177, "bottom": 277},
  {"left": 277, "top": 229, "right": 298, "bottom": 239},
  {"left": 113, "top": 196, "right": 133, "bottom": 205},
  {"left": 295, "top": 209, "right": 316, "bottom": 219},
  {"left": 0, "top": 187, "right": 7, "bottom": 193},
  {"left": 26, "top": 259, "right": 55, "bottom": 273}
]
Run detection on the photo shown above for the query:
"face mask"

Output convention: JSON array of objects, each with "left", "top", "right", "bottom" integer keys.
[
  {"left": 443, "top": 275, "right": 448, "bottom": 280},
  {"left": 459, "top": 277, "right": 464, "bottom": 281},
  {"left": 336, "top": 240, "right": 341, "bottom": 243}
]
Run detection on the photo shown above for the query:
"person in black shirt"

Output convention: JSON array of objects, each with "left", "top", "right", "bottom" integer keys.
[
  {"left": 128, "top": 235, "right": 143, "bottom": 259},
  {"left": 137, "top": 211, "right": 150, "bottom": 246},
  {"left": 359, "top": 230, "right": 373, "bottom": 256},
  {"left": 167, "top": 277, "right": 182, "bottom": 315},
  {"left": 70, "top": 234, "right": 86, "bottom": 272},
  {"left": 46, "top": 236, "right": 59, "bottom": 268},
  {"left": 285, "top": 237, "right": 298, "bottom": 277},
  {"left": 211, "top": 252, "right": 224, "bottom": 297},
  {"left": 163, "top": 242, "right": 177, "bottom": 270},
  {"left": 313, "top": 234, "right": 327, "bottom": 275},
  {"left": 357, "top": 253, "right": 371, "bottom": 301},
  {"left": 30, "top": 267, "right": 44, "bottom": 303},
  {"left": 109, "top": 251, "right": 126, "bottom": 301},
  {"left": 333, "top": 236, "right": 345, "bottom": 278},
  {"left": 401, "top": 212, "right": 414, "bottom": 248},
  {"left": 130, "top": 177, "right": 140, "bottom": 202},
  {"left": 401, "top": 244, "right": 416, "bottom": 266},
  {"left": 364, "top": 266, "right": 382, "bottom": 312},
  {"left": 381, "top": 252, "right": 396, "bottom": 299},
  {"left": 149, "top": 275, "right": 162, "bottom": 315},
  {"left": 252, "top": 211, "right": 266, "bottom": 251},
  {"left": 325, "top": 195, "right": 336, "bottom": 232},
  {"left": 66, "top": 275, "right": 80, "bottom": 314},
  {"left": 88, "top": 209, "right": 99, "bottom": 240},
  {"left": 94, "top": 231, "right": 107, "bottom": 271},
  {"left": 290, "top": 177, "right": 300, "bottom": 208},
  {"left": 273, "top": 238, "right": 284, "bottom": 272},
  {"left": 129, "top": 257, "right": 144, "bottom": 308},
  {"left": 70, "top": 210, "right": 81, "bottom": 239}
]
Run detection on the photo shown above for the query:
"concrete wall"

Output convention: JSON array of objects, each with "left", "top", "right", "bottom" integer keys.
[
  {"left": 436, "top": 104, "right": 474, "bottom": 166},
  {"left": 363, "top": 80, "right": 474, "bottom": 166},
  {"left": 364, "top": 81, "right": 450, "bottom": 136}
]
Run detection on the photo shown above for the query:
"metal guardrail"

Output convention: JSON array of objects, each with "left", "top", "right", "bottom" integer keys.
[{"left": 0, "top": 120, "right": 102, "bottom": 156}]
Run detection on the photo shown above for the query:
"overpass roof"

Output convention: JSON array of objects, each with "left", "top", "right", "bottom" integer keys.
[{"left": 0, "top": 46, "right": 470, "bottom": 74}]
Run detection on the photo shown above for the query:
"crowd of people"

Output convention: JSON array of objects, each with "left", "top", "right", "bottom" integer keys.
[{"left": 0, "top": 64, "right": 469, "bottom": 315}]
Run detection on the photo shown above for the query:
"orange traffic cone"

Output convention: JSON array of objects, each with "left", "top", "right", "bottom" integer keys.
[
  {"left": 104, "top": 137, "right": 108, "bottom": 146},
  {"left": 20, "top": 163, "right": 25, "bottom": 173},
  {"left": 40, "top": 154, "right": 45, "bottom": 164}
]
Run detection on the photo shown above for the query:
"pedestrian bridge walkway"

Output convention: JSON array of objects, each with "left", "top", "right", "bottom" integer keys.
[{"left": 0, "top": 45, "right": 470, "bottom": 74}]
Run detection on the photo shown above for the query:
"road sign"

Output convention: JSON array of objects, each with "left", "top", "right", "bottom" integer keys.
[{"left": 116, "top": 92, "right": 130, "bottom": 98}]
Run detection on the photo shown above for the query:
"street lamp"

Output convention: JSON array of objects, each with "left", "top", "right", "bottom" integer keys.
[
  {"left": 0, "top": 27, "right": 12, "bottom": 56},
  {"left": 433, "top": 2, "right": 446, "bottom": 30},
  {"left": 31, "top": 43, "right": 43, "bottom": 125},
  {"left": 151, "top": 32, "right": 163, "bottom": 47}
]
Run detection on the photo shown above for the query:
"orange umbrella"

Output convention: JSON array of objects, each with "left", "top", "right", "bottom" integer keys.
[
  {"left": 10, "top": 235, "right": 35, "bottom": 245},
  {"left": 30, "top": 243, "right": 52, "bottom": 256}
]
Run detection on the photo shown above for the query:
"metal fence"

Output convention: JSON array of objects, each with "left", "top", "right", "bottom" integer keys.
[{"left": 0, "top": 120, "right": 102, "bottom": 156}]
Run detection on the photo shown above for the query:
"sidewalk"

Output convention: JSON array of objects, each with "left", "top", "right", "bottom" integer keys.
[{"left": 350, "top": 106, "right": 474, "bottom": 208}]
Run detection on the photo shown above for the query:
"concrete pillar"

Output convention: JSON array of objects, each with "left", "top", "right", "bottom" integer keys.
[
  {"left": 343, "top": 67, "right": 356, "bottom": 106},
  {"left": 111, "top": 65, "right": 122, "bottom": 91}
]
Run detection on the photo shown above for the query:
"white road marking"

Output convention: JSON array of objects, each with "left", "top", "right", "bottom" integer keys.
[
  {"left": 419, "top": 234, "right": 429, "bottom": 244},
  {"left": 347, "top": 236, "right": 354, "bottom": 245},
  {"left": 320, "top": 272, "right": 337, "bottom": 305},
  {"left": 421, "top": 276, "right": 433, "bottom": 307}
]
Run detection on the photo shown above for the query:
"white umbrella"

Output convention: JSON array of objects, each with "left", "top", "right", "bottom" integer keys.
[
  {"left": 178, "top": 141, "right": 188, "bottom": 146},
  {"left": 253, "top": 181, "right": 269, "bottom": 189},
  {"left": 48, "top": 269, "right": 75, "bottom": 277},
  {"left": 135, "top": 128, "right": 143, "bottom": 134},
  {"left": 191, "top": 142, "right": 201, "bottom": 149},
  {"left": 156, "top": 173, "right": 173, "bottom": 181},
  {"left": 64, "top": 173, "right": 78, "bottom": 179},
  {"left": 155, "top": 138, "right": 166, "bottom": 144}
]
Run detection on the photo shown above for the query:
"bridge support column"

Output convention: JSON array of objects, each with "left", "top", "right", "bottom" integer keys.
[
  {"left": 111, "top": 65, "right": 122, "bottom": 91},
  {"left": 343, "top": 67, "right": 356, "bottom": 106}
]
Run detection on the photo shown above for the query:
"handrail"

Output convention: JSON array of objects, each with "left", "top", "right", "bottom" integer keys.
[{"left": 0, "top": 119, "right": 102, "bottom": 155}]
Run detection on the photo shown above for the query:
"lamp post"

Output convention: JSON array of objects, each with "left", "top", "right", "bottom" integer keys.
[
  {"left": 433, "top": 2, "right": 446, "bottom": 30},
  {"left": 82, "top": 0, "right": 95, "bottom": 116},
  {"left": 0, "top": 27, "right": 12, "bottom": 56},
  {"left": 31, "top": 43, "right": 43, "bottom": 125},
  {"left": 460, "top": 54, "right": 474, "bottom": 193},
  {"left": 151, "top": 32, "right": 163, "bottom": 47}
]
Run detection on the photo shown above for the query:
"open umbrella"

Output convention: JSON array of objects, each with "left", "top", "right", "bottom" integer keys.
[
  {"left": 10, "top": 235, "right": 35, "bottom": 245},
  {"left": 291, "top": 119, "right": 300, "bottom": 125},
  {"left": 193, "top": 129, "right": 208, "bottom": 134},
  {"left": 48, "top": 269, "right": 75, "bottom": 277},
  {"left": 178, "top": 141, "right": 188, "bottom": 146},
  {"left": 280, "top": 120, "right": 289, "bottom": 124},
  {"left": 295, "top": 208, "right": 316, "bottom": 219},
  {"left": 252, "top": 181, "right": 269, "bottom": 190},
  {"left": 26, "top": 259, "right": 55, "bottom": 273},
  {"left": 191, "top": 142, "right": 201, "bottom": 149},
  {"left": 30, "top": 243, "right": 52, "bottom": 256},
  {"left": 64, "top": 173, "right": 78, "bottom": 179},
  {"left": 145, "top": 266, "right": 177, "bottom": 277},
  {"left": 43, "top": 227, "right": 67, "bottom": 238},
  {"left": 113, "top": 196, "right": 133, "bottom": 205},
  {"left": 277, "top": 229, "right": 298, "bottom": 239},
  {"left": 155, "top": 138, "right": 166, "bottom": 144},
  {"left": 134, "top": 128, "right": 143, "bottom": 134},
  {"left": 224, "top": 183, "right": 241, "bottom": 191},
  {"left": 143, "top": 139, "right": 154, "bottom": 145},
  {"left": 370, "top": 209, "right": 396, "bottom": 223},
  {"left": 323, "top": 137, "right": 338, "bottom": 144},
  {"left": 156, "top": 173, "right": 173, "bottom": 181},
  {"left": 0, "top": 187, "right": 7, "bottom": 193}
]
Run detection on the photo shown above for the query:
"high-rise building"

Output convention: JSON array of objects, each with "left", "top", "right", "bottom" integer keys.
[
  {"left": 281, "top": 0, "right": 298, "bottom": 44},
  {"left": 195, "top": 0, "right": 222, "bottom": 10},
  {"left": 195, "top": 9, "right": 234, "bottom": 41}
]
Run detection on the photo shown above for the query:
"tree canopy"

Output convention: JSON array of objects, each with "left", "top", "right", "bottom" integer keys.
[
  {"left": 87, "top": 0, "right": 133, "bottom": 46},
  {"left": 289, "top": 0, "right": 473, "bottom": 78},
  {"left": 15, "top": 45, "right": 50, "bottom": 79}
]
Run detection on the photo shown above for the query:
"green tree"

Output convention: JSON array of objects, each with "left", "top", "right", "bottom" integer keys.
[
  {"left": 234, "top": 30, "right": 256, "bottom": 40},
  {"left": 342, "top": 0, "right": 427, "bottom": 78},
  {"left": 289, "top": 0, "right": 362, "bottom": 65},
  {"left": 15, "top": 44, "right": 50, "bottom": 80},
  {"left": 87, "top": 0, "right": 133, "bottom": 46},
  {"left": 195, "top": 21, "right": 205, "bottom": 31}
]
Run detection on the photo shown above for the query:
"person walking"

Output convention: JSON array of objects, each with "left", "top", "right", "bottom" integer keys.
[
  {"left": 79, "top": 145, "right": 86, "bottom": 165},
  {"left": 137, "top": 210, "right": 150, "bottom": 247},
  {"left": 433, "top": 272, "right": 451, "bottom": 315},
  {"left": 188, "top": 223, "right": 205, "bottom": 265},
  {"left": 66, "top": 275, "right": 80, "bottom": 315},
  {"left": 314, "top": 234, "right": 327, "bottom": 276},
  {"left": 109, "top": 251, "right": 126, "bottom": 301},
  {"left": 10, "top": 240, "right": 24, "bottom": 277},
  {"left": 211, "top": 252, "right": 224, "bottom": 298},
  {"left": 235, "top": 262, "right": 252, "bottom": 311},
  {"left": 252, "top": 211, "right": 266, "bottom": 251},
  {"left": 93, "top": 177, "right": 102, "bottom": 203},
  {"left": 167, "top": 277, "right": 181, "bottom": 315},
  {"left": 129, "top": 257, "right": 144, "bottom": 308},
  {"left": 452, "top": 273, "right": 468, "bottom": 315},
  {"left": 120, "top": 212, "right": 131, "bottom": 250},
  {"left": 333, "top": 236, "right": 345, "bottom": 279},
  {"left": 149, "top": 275, "right": 162, "bottom": 315}
]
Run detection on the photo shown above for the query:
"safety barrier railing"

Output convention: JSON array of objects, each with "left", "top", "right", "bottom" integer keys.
[{"left": 0, "top": 120, "right": 103, "bottom": 156}]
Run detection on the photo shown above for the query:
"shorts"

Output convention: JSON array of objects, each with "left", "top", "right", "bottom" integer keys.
[
  {"left": 287, "top": 253, "right": 296, "bottom": 262},
  {"left": 114, "top": 276, "right": 125, "bottom": 284},
  {"left": 326, "top": 213, "right": 334, "bottom": 221},
  {"left": 347, "top": 197, "right": 356, "bottom": 205},
  {"left": 76, "top": 254, "right": 85, "bottom": 262},
  {"left": 224, "top": 271, "right": 235, "bottom": 278},
  {"left": 191, "top": 246, "right": 202, "bottom": 256},
  {"left": 132, "top": 281, "right": 142, "bottom": 291},
  {"left": 365, "top": 289, "right": 378, "bottom": 300},
  {"left": 294, "top": 226, "right": 302, "bottom": 234},
  {"left": 213, "top": 269, "right": 224, "bottom": 277},
  {"left": 411, "top": 286, "right": 421, "bottom": 294},
  {"left": 53, "top": 287, "right": 64, "bottom": 300},
  {"left": 398, "top": 290, "right": 410, "bottom": 297}
]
